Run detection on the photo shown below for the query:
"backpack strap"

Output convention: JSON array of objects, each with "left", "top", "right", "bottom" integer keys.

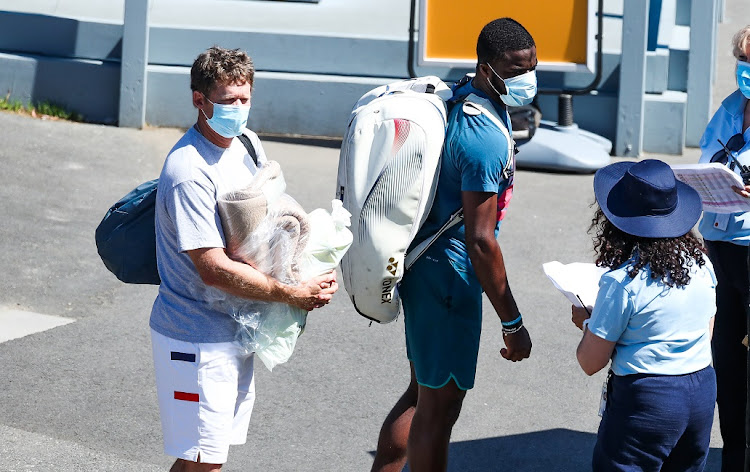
[
  {"left": 462, "top": 96, "right": 515, "bottom": 181},
  {"left": 404, "top": 207, "right": 464, "bottom": 270},
  {"left": 404, "top": 96, "right": 515, "bottom": 271},
  {"left": 237, "top": 132, "right": 259, "bottom": 166}
]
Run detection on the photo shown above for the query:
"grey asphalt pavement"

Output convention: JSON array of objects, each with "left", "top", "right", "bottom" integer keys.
[
  {"left": 0, "top": 109, "right": 722, "bottom": 472},
  {"left": 0, "top": 3, "right": 745, "bottom": 469}
]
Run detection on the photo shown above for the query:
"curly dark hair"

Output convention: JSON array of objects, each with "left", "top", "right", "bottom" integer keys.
[{"left": 589, "top": 205, "right": 706, "bottom": 288}]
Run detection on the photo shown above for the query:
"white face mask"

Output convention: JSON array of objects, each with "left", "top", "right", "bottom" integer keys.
[{"left": 486, "top": 63, "right": 537, "bottom": 107}]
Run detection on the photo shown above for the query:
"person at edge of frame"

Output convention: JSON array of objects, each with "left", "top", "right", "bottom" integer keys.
[
  {"left": 370, "top": 18, "right": 535, "bottom": 472},
  {"left": 148, "top": 46, "right": 338, "bottom": 472},
  {"left": 696, "top": 24, "right": 750, "bottom": 472}
]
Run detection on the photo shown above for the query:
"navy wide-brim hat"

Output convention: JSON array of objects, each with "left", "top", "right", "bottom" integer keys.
[{"left": 593, "top": 159, "right": 702, "bottom": 238}]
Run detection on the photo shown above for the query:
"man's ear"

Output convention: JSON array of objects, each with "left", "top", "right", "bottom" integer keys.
[
  {"left": 477, "top": 62, "right": 491, "bottom": 79},
  {"left": 478, "top": 62, "right": 507, "bottom": 96},
  {"left": 193, "top": 90, "right": 205, "bottom": 109}
]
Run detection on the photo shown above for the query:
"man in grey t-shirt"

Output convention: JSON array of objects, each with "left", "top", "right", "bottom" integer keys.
[{"left": 149, "top": 46, "right": 337, "bottom": 472}]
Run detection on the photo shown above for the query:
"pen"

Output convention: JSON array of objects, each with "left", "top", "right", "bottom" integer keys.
[{"left": 576, "top": 294, "right": 592, "bottom": 316}]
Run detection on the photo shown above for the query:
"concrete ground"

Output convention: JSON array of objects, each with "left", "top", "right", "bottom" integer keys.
[{"left": 0, "top": 2, "right": 746, "bottom": 471}]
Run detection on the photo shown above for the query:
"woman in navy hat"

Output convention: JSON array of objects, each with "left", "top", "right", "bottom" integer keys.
[{"left": 572, "top": 159, "right": 717, "bottom": 471}]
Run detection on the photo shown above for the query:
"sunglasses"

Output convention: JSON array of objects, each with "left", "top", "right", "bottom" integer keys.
[{"left": 710, "top": 133, "right": 750, "bottom": 184}]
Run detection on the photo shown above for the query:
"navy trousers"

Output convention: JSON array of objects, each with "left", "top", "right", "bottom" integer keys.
[
  {"left": 592, "top": 367, "right": 717, "bottom": 472},
  {"left": 706, "top": 240, "right": 749, "bottom": 471}
]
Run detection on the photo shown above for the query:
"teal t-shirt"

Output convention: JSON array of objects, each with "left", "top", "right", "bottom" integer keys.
[
  {"left": 410, "top": 77, "right": 513, "bottom": 271},
  {"left": 587, "top": 258, "right": 716, "bottom": 376}
]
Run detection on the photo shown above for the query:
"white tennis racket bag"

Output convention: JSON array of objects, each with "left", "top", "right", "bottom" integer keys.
[
  {"left": 335, "top": 76, "right": 452, "bottom": 323},
  {"left": 336, "top": 76, "right": 513, "bottom": 324}
]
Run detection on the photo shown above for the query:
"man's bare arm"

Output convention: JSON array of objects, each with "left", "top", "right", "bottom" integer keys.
[
  {"left": 463, "top": 191, "right": 517, "bottom": 319},
  {"left": 187, "top": 247, "right": 337, "bottom": 312},
  {"left": 462, "top": 190, "right": 531, "bottom": 361}
]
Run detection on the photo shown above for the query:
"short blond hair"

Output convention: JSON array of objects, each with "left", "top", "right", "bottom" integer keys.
[
  {"left": 732, "top": 25, "right": 750, "bottom": 59},
  {"left": 190, "top": 46, "right": 254, "bottom": 96}
]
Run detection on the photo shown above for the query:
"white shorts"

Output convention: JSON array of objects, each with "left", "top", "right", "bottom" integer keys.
[{"left": 151, "top": 329, "right": 256, "bottom": 464}]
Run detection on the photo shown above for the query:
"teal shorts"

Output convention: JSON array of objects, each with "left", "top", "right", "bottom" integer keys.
[{"left": 401, "top": 244, "right": 483, "bottom": 390}]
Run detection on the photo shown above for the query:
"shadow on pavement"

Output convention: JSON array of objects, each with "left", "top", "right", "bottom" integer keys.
[{"left": 371, "top": 428, "right": 723, "bottom": 472}]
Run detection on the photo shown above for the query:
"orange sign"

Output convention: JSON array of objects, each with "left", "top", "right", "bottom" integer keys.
[{"left": 418, "top": 0, "right": 595, "bottom": 72}]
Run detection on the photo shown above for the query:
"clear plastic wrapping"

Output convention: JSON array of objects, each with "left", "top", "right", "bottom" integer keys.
[{"left": 205, "top": 161, "right": 352, "bottom": 371}]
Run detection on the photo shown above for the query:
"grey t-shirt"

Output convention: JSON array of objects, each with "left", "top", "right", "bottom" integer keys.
[{"left": 150, "top": 126, "right": 267, "bottom": 343}]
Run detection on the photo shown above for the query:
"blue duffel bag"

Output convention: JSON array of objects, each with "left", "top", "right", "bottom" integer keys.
[
  {"left": 95, "top": 133, "right": 258, "bottom": 285},
  {"left": 95, "top": 179, "right": 161, "bottom": 284}
]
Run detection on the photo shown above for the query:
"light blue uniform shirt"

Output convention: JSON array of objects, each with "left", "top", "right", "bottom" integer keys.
[
  {"left": 410, "top": 77, "right": 513, "bottom": 272},
  {"left": 698, "top": 89, "right": 750, "bottom": 244},
  {"left": 587, "top": 258, "right": 716, "bottom": 376}
]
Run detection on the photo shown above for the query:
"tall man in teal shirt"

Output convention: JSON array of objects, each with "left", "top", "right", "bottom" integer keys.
[{"left": 371, "top": 18, "right": 536, "bottom": 472}]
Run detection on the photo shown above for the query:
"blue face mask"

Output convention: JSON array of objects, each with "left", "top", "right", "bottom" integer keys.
[
  {"left": 486, "top": 63, "right": 537, "bottom": 107},
  {"left": 202, "top": 96, "right": 251, "bottom": 138},
  {"left": 738, "top": 61, "right": 750, "bottom": 99}
]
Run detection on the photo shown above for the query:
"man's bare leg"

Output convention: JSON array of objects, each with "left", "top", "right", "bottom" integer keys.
[
  {"left": 169, "top": 457, "right": 222, "bottom": 472},
  {"left": 407, "top": 379, "right": 466, "bottom": 472},
  {"left": 371, "top": 364, "right": 419, "bottom": 472}
]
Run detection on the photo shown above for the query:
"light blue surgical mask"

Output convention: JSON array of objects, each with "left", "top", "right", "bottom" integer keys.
[
  {"left": 486, "top": 63, "right": 537, "bottom": 107},
  {"left": 202, "top": 96, "right": 251, "bottom": 138},
  {"left": 738, "top": 60, "right": 750, "bottom": 99}
]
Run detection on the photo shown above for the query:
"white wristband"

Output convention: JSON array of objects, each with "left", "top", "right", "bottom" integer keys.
[{"left": 582, "top": 319, "right": 590, "bottom": 332}]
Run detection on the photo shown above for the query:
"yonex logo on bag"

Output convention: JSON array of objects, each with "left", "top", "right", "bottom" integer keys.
[
  {"left": 386, "top": 257, "right": 398, "bottom": 276},
  {"left": 381, "top": 278, "right": 394, "bottom": 304}
]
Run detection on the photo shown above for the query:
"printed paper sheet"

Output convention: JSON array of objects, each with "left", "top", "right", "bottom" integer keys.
[{"left": 671, "top": 163, "right": 750, "bottom": 214}]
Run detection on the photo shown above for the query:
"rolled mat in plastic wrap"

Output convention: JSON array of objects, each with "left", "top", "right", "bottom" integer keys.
[{"left": 208, "top": 161, "right": 351, "bottom": 371}]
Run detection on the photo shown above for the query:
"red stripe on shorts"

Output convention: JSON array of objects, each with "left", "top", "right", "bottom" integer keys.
[{"left": 174, "top": 391, "right": 199, "bottom": 402}]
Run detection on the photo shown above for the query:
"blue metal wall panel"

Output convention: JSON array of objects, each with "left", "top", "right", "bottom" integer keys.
[
  {"left": 145, "top": 65, "right": 390, "bottom": 136},
  {"left": 147, "top": 27, "right": 410, "bottom": 78},
  {"left": 0, "top": 52, "right": 120, "bottom": 124},
  {"left": 0, "top": 12, "right": 121, "bottom": 61}
]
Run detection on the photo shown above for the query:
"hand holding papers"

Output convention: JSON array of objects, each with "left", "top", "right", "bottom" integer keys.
[
  {"left": 670, "top": 163, "right": 750, "bottom": 214},
  {"left": 542, "top": 261, "right": 608, "bottom": 308}
]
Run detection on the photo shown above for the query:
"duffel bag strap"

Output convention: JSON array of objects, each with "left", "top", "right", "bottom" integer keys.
[{"left": 237, "top": 132, "right": 259, "bottom": 166}]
